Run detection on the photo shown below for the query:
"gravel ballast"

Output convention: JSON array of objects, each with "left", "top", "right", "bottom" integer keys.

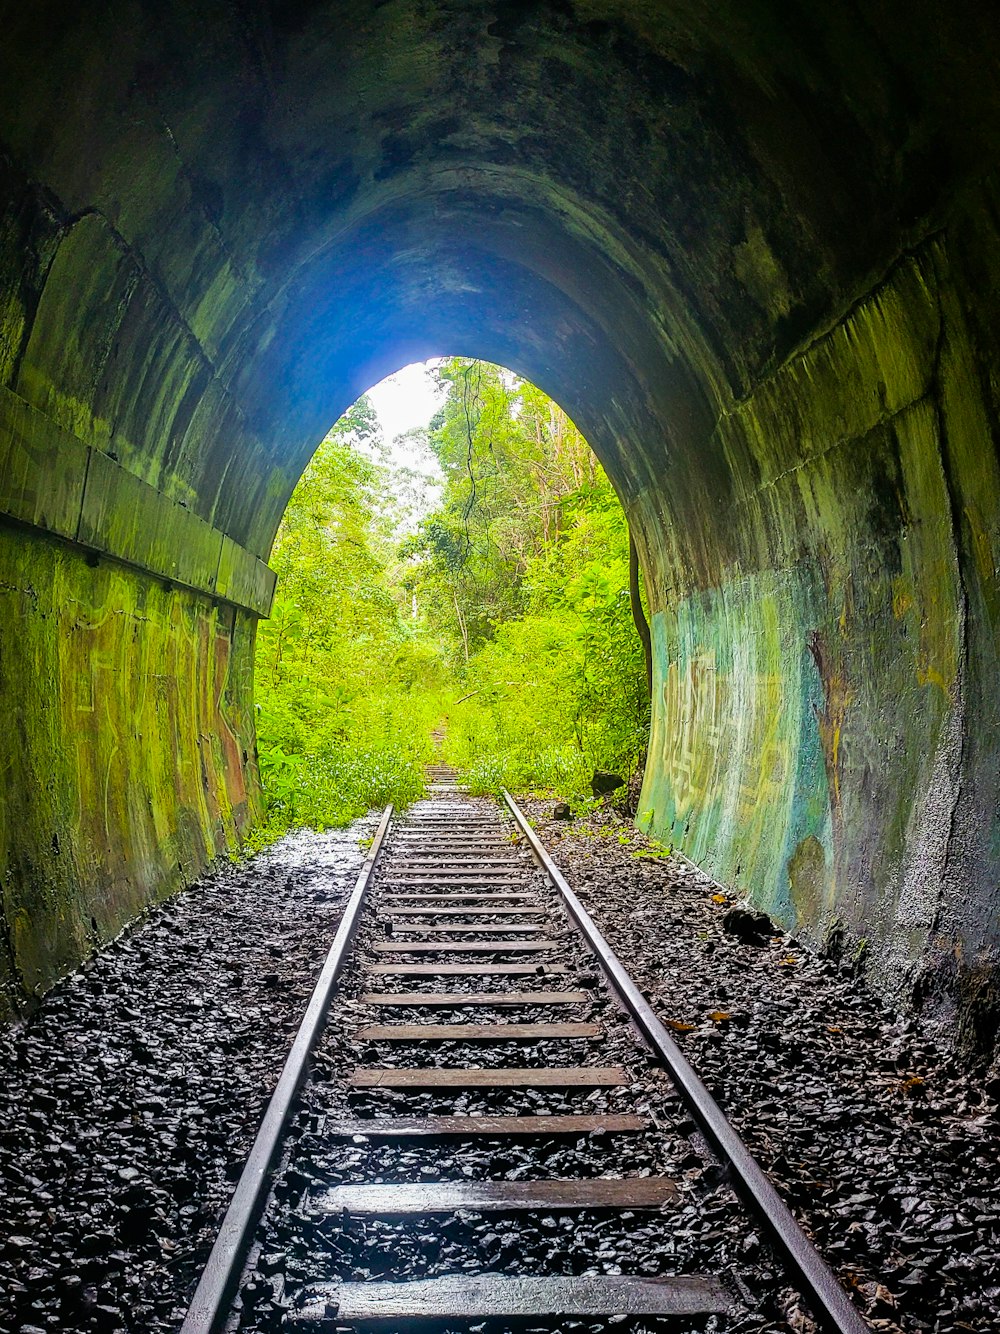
[
  {"left": 0, "top": 823, "right": 373, "bottom": 1333},
  {"left": 521, "top": 799, "right": 999, "bottom": 1334},
  {"left": 1, "top": 795, "right": 996, "bottom": 1334}
]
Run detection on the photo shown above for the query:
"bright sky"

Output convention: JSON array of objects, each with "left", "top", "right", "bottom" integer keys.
[
  {"left": 366, "top": 359, "right": 446, "bottom": 468},
  {"left": 362, "top": 359, "right": 447, "bottom": 531}
]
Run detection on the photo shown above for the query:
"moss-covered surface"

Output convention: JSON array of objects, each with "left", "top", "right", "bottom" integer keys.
[
  {"left": 0, "top": 1, "right": 999, "bottom": 1047},
  {"left": 638, "top": 213, "right": 1000, "bottom": 1037},
  {"left": 0, "top": 525, "right": 260, "bottom": 1021}
]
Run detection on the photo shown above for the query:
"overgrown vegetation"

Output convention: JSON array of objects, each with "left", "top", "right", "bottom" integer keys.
[
  {"left": 404, "top": 360, "right": 649, "bottom": 797},
  {"left": 252, "top": 359, "right": 649, "bottom": 833},
  {"left": 253, "top": 400, "right": 444, "bottom": 831}
]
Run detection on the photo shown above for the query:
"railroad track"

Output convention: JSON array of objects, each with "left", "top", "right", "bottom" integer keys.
[{"left": 181, "top": 780, "right": 869, "bottom": 1334}]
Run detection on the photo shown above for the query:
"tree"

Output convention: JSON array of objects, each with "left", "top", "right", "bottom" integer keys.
[
  {"left": 253, "top": 404, "right": 444, "bottom": 829},
  {"left": 406, "top": 359, "right": 650, "bottom": 791}
]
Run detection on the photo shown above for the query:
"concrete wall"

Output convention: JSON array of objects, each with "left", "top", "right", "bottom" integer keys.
[
  {"left": 0, "top": 524, "right": 261, "bottom": 1020},
  {"left": 1, "top": 1, "right": 999, "bottom": 1051},
  {"left": 637, "top": 190, "right": 1000, "bottom": 1051}
]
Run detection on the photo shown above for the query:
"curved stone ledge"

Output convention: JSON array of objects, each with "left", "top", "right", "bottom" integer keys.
[{"left": 0, "top": 385, "right": 275, "bottom": 617}]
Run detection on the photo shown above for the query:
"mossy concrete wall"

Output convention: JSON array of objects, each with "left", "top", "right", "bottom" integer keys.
[
  {"left": 637, "top": 192, "right": 1000, "bottom": 1049},
  {"left": 1, "top": 1, "right": 999, "bottom": 1050},
  {"left": 0, "top": 523, "right": 261, "bottom": 1020}
]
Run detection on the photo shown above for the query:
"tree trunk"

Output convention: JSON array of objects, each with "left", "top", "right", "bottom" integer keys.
[{"left": 628, "top": 530, "right": 653, "bottom": 698}]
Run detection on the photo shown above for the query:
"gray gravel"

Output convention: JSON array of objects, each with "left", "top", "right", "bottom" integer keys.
[
  {"left": 0, "top": 823, "right": 373, "bottom": 1333},
  {"left": 3, "top": 793, "right": 993, "bottom": 1334},
  {"left": 523, "top": 799, "right": 1000, "bottom": 1334}
]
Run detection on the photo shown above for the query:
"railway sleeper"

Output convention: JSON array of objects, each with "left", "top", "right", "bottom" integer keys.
[
  {"left": 288, "top": 1273, "right": 741, "bottom": 1328},
  {"left": 182, "top": 785, "right": 869, "bottom": 1334}
]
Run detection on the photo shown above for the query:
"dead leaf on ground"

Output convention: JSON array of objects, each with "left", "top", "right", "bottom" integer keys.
[
  {"left": 897, "top": 1075, "right": 926, "bottom": 1095},
  {"left": 665, "top": 1018, "right": 696, "bottom": 1032}
]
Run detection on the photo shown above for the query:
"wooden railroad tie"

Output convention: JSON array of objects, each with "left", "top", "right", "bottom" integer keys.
[
  {"left": 360, "top": 989, "right": 589, "bottom": 1005},
  {"left": 393, "top": 834, "right": 517, "bottom": 840},
  {"left": 354, "top": 1021, "right": 601, "bottom": 1040},
  {"left": 370, "top": 940, "right": 555, "bottom": 953},
  {"left": 293, "top": 1274, "right": 737, "bottom": 1323},
  {"left": 402, "top": 816, "right": 504, "bottom": 827},
  {"left": 381, "top": 875, "right": 533, "bottom": 885},
  {"left": 349, "top": 1065, "right": 627, "bottom": 1088},
  {"left": 380, "top": 923, "right": 547, "bottom": 935},
  {"left": 390, "top": 848, "right": 519, "bottom": 856},
  {"left": 379, "top": 892, "right": 539, "bottom": 903},
  {"left": 377, "top": 906, "right": 544, "bottom": 916},
  {"left": 380, "top": 879, "right": 532, "bottom": 889},
  {"left": 395, "top": 847, "right": 517, "bottom": 851},
  {"left": 366, "top": 962, "right": 571, "bottom": 976},
  {"left": 388, "top": 857, "right": 524, "bottom": 866},
  {"left": 392, "top": 839, "right": 518, "bottom": 847},
  {"left": 312, "top": 1176, "right": 679, "bottom": 1214},
  {"left": 323, "top": 1113, "right": 648, "bottom": 1137}
]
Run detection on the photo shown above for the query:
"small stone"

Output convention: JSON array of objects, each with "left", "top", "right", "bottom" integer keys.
[{"left": 721, "top": 906, "right": 775, "bottom": 946}]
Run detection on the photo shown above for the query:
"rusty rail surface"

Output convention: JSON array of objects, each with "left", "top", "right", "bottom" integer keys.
[
  {"left": 179, "top": 803, "right": 393, "bottom": 1334},
  {"left": 503, "top": 788, "right": 870, "bottom": 1334}
]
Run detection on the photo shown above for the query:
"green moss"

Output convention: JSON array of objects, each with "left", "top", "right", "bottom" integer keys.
[
  {"left": 638, "top": 225, "right": 982, "bottom": 984},
  {"left": 0, "top": 523, "right": 261, "bottom": 1017},
  {"left": 731, "top": 221, "right": 793, "bottom": 320},
  {"left": 787, "top": 834, "right": 827, "bottom": 921}
]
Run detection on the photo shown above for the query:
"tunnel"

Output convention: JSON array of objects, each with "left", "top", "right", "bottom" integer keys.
[{"left": 1, "top": 0, "right": 999, "bottom": 1057}]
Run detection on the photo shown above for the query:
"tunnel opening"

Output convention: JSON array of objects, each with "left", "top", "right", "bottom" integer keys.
[
  {"left": 252, "top": 356, "right": 651, "bottom": 838},
  {"left": 0, "top": 0, "right": 998, "bottom": 1066}
]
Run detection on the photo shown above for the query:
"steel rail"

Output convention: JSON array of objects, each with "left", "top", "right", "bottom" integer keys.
[
  {"left": 502, "top": 790, "right": 870, "bottom": 1334},
  {"left": 180, "top": 804, "right": 394, "bottom": 1334}
]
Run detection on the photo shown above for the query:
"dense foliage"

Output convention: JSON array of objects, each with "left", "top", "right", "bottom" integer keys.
[
  {"left": 253, "top": 399, "right": 443, "bottom": 831},
  {"left": 405, "top": 360, "right": 649, "bottom": 796},
  {"left": 252, "top": 360, "right": 649, "bottom": 832}
]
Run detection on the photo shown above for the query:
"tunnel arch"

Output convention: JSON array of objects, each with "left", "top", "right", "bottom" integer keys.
[{"left": 1, "top": 0, "right": 999, "bottom": 1053}]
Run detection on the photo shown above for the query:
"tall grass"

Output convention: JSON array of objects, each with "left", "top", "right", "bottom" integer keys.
[{"left": 256, "top": 685, "right": 445, "bottom": 835}]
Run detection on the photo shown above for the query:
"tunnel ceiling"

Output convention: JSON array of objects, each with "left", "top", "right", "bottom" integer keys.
[{"left": 1, "top": 0, "right": 998, "bottom": 559}]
